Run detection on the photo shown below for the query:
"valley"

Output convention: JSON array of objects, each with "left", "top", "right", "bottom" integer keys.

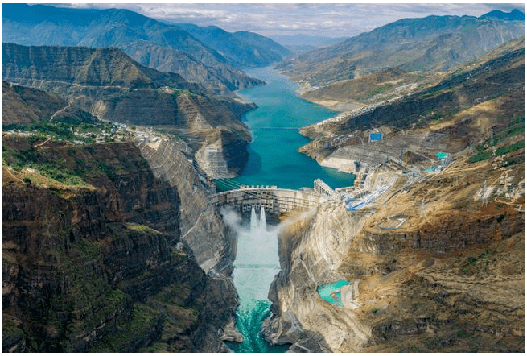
[{"left": 2, "top": 4, "right": 525, "bottom": 354}]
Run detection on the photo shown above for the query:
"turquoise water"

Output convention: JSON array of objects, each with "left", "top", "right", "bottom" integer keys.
[
  {"left": 318, "top": 279, "right": 350, "bottom": 307},
  {"left": 225, "top": 69, "right": 356, "bottom": 353},
  {"left": 234, "top": 67, "right": 355, "bottom": 190},
  {"left": 225, "top": 300, "right": 290, "bottom": 353},
  {"left": 224, "top": 209, "right": 288, "bottom": 353}
]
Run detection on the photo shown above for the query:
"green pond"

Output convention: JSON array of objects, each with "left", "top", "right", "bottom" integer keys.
[{"left": 317, "top": 279, "right": 350, "bottom": 307}]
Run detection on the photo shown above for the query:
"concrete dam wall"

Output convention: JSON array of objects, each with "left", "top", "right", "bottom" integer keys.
[{"left": 210, "top": 187, "right": 329, "bottom": 215}]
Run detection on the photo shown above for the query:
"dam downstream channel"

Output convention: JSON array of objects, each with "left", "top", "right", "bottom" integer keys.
[
  {"left": 224, "top": 207, "right": 289, "bottom": 353},
  {"left": 224, "top": 68, "right": 356, "bottom": 352}
]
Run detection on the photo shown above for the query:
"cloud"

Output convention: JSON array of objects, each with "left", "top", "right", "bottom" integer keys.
[{"left": 54, "top": 3, "right": 525, "bottom": 38}]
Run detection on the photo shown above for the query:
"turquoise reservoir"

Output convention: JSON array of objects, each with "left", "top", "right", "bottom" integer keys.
[
  {"left": 318, "top": 279, "right": 350, "bottom": 307},
  {"left": 235, "top": 67, "right": 355, "bottom": 190}
]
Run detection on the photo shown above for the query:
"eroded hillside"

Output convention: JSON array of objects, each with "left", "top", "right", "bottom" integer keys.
[
  {"left": 263, "top": 121, "right": 524, "bottom": 352},
  {"left": 297, "top": 39, "right": 525, "bottom": 179},
  {"left": 2, "top": 44, "right": 256, "bottom": 177}
]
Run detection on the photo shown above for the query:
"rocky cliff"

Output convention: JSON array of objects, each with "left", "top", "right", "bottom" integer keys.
[
  {"left": 3, "top": 44, "right": 256, "bottom": 178},
  {"left": 263, "top": 151, "right": 524, "bottom": 352},
  {"left": 2, "top": 134, "right": 238, "bottom": 352}
]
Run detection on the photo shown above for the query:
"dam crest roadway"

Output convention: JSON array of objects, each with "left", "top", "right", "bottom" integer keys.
[{"left": 209, "top": 179, "right": 341, "bottom": 215}]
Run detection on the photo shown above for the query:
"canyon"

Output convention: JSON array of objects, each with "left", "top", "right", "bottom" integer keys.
[
  {"left": 2, "top": 43, "right": 256, "bottom": 178},
  {"left": 2, "top": 5, "right": 525, "bottom": 354},
  {"left": 2, "top": 135, "right": 238, "bottom": 352}
]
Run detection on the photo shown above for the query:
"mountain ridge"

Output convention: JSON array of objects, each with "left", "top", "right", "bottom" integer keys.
[
  {"left": 2, "top": 43, "right": 255, "bottom": 177},
  {"left": 2, "top": 3, "right": 288, "bottom": 93},
  {"left": 279, "top": 10, "right": 525, "bottom": 89}
]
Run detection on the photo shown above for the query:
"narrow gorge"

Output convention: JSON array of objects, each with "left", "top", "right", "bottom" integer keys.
[{"left": 2, "top": 4, "right": 525, "bottom": 354}]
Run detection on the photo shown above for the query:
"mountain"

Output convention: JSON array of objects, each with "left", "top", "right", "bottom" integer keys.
[
  {"left": 1, "top": 3, "right": 269, "bottom": 93},
  {"left": 480, "top": 9, "right": 525, "bottom": 21},
  {"left": 3, "top": 43, "right": 255, "bottom": 177},
  {"left": 269, "top": 35, "right": 347, "bottom": 54},
  {"left": 298, "top": 38, "right": 525, "bottom": 170},
  {"left": 2, "top": 81, "right": 96, "bottom": 126},
  {"left": 2, "top": 103, "right": 239, "bottom": 352},
  {"left": 263, "top": 36, "right": 525, "bottom": 353},
  {"left": 2, "top": 43, "right": 194, "bottom": 91},
  {"left": 269, "top": 34, "right": 347, "bottom": 48},
  {"left": 279, "top": 10, "right": 525, "bottom": 88},
  {"left": 174, "top": 23, "right": 291, "bottom": 67}
]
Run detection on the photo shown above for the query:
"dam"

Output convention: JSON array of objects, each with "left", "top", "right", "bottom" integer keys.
[
  {"left": 217, "top": 67, "right": 355, "bottom": 353},
  {"left": 209, "top": 181, "right": 335, "bottom": 216}
]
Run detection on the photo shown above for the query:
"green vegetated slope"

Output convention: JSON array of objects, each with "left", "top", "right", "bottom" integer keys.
[
  {"left": 280, "top": 10, "right": 525, "bottom": 89},
  {"left": 2, "top": 3, "right": 291, "bottom": 93}
]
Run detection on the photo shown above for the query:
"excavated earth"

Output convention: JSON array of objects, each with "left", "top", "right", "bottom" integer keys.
[{"left": 263, "top": 146, "right": 524, "bottom": 352}]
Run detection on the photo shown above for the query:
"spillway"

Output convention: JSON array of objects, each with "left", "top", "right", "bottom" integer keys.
[{"left": 225, "top": 207, "right": 289, "bottom": 353}]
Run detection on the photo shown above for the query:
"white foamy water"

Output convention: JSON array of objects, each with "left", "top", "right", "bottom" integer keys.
[{"left": 224, "top": 207, "right": 280, "bottom": 310}]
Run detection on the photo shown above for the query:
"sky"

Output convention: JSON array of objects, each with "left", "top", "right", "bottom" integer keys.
[{"left": 59, "top": 2, "right": 525, "bottom": 38}]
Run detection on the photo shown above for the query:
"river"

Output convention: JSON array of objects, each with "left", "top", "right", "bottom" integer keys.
[
  {"left": 229, "top": 67, "right": 355, "bottom": 190},
  {"left": 225, "top": 67, "right": 354, "bottom": 353}
]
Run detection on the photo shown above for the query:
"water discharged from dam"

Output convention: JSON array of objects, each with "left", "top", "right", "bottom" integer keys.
[{"left": 223, "top": 207, "right": 289, "bottom": 353}]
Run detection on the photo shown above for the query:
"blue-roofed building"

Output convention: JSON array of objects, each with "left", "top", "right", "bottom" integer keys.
[
  {"left": 437, "top": 152, "right": 449, "bottom": 159},
  {"left": 369, "top": 133, "right": 382, "bottom": 142}
]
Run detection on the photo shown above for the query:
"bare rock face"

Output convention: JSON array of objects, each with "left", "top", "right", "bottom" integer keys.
[
  {"left": 263, "top": 156, "right": 525, "bottom": 352},
  {"left": 2, "top": 137, "right": 238, "bottom": 352},
  {"left": 262, "top": 205, "right": 372, "bottom": 352},
  {"left": 135, "top": 137, "right": 237, "bottom": 273}
]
